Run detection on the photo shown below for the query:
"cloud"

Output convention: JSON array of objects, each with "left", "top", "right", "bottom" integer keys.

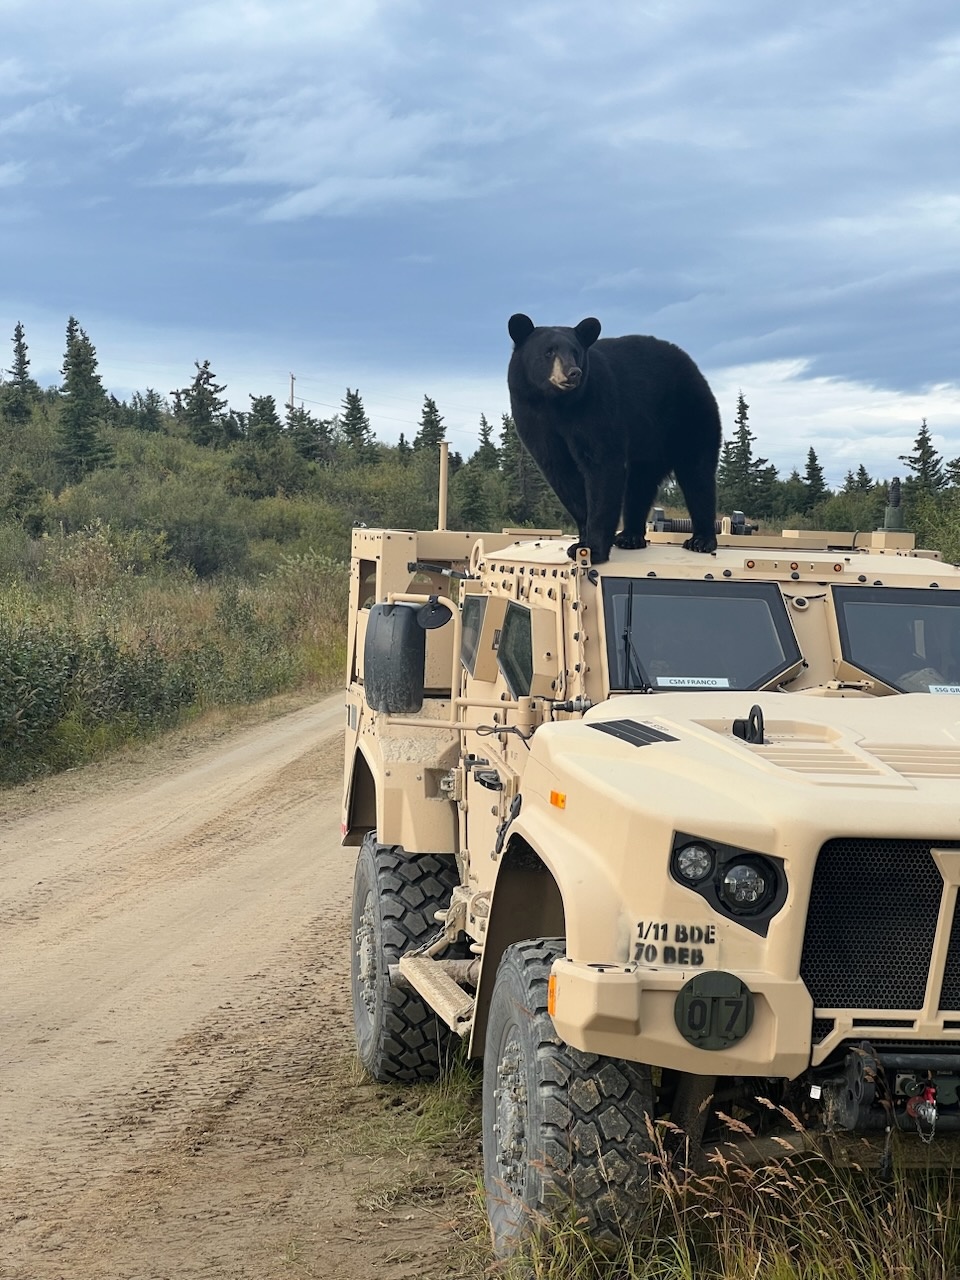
[
  {"left": 709, "top": 360, "right": 960, "bottom": 484},
  {"left": 0, "top": 160, "right": 24, "bottom": 186},
  {"left": 0, "top": 56, "right": 50, "bottom": 97},
  {"left": 158, "top": 87, "right": 456, "bottom": 207}
]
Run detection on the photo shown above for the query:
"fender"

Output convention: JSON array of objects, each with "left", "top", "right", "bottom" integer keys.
[{"left": 468, "top": 805, "right": 627, "bottom": 1056}]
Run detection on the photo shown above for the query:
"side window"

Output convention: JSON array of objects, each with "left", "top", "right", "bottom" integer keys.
[{"left": 497, "top": 602, "right": 534, "bottom": 697}]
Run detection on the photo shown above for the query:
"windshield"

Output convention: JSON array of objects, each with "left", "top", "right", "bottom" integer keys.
[
  {"left": 603, "top": 579, "right": 801, "bottom": 691},
  {"left": 834, "top": 586, "right": 960, "bottom": 693}
]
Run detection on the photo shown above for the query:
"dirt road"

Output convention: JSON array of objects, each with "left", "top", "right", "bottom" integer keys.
[{"left": 0, "top": 698, "right": 477, "bottom": 1280}]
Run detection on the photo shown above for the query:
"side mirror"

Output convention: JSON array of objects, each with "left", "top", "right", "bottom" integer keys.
[
  {"left": 363, "top": 603, "right": 429, "bottom": 713},
  {"left": 417, "top": 597, "right": 453, "bottom": 630}
]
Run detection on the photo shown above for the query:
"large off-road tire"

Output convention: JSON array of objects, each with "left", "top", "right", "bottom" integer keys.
[
  {"left": 350, "top": 832, "right": 462, "bottom": 1083},
  {"left": 483, "top": 938, "right": 656, "bottom": 1256}
]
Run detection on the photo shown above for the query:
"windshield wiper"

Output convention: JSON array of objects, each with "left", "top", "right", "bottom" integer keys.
[{"left": 622, "top": 582, "right": 649, "bottom": 691}]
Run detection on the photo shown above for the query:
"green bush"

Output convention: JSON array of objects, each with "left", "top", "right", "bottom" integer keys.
[{"left": 0, "top": 549, "right": 348, "bottom": 783}]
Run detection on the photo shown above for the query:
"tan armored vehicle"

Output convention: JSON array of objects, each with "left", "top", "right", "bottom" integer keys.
[{"left": 343, "top": 456, "right": 960, "bottom": 1254}]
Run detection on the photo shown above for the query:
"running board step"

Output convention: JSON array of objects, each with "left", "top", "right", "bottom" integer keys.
[{"left": 397, "top": 954, "right": 475, "bottom": 1036}]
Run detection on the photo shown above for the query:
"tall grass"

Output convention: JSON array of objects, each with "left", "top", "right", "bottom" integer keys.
[
  {"left": 0, "top": 524, "right": 348, "bottom": 783},
  {"left": 484, "top": 1114, "right": 960, "bottom": 1279}
]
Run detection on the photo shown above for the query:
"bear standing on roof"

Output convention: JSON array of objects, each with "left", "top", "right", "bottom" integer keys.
[{"left": 506, "top": 314, "right": 722, "bottom": 564}]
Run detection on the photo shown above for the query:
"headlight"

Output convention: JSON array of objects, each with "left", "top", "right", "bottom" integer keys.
[
  {"left": 673, "top": 842, "right": 715, "bottom": 885},
  {"left": 719, "top": 859, "right": 776, "bottom": 913}
]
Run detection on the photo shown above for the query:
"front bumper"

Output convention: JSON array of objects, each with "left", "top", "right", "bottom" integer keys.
[{"left": 549, "top": 957, "right": 814, "bottom": 1078}]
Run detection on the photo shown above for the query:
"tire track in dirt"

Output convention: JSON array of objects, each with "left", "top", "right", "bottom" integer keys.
[{"left": 0, "top": 697, "right": 476, "bottom": 1280}]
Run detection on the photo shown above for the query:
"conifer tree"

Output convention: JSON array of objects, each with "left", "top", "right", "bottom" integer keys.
[
  {"left": 131, "top": 388, "right": 166, "bottom": 432},
  {"left": 842, "top": 470, "right": 857, "bottom": 494},
  {"left": 56, "top": 317, "right": 113, "bottom": 481},
  {"left": 286, "top": 403, "right": 331, "bottom": 463},
  {"left": 1, "top": 321, "right": 41, "bottom": 428},
  {"left": 473, "top": 413, "right": 499, "bottom": 471},
  {"left": 340, "top": 388, "right": 375, "bottom": 462},
  {"left": 413, "top": 396, "right": 445, "bottom": 451},
  {"left": 248, "top": 394, "right": 282, "bottom": 447},
  {"left": 453, "top": 460, "right": 494, "bottom": 529},
  {"left": 803, "top": 447, "right": 827, "bottom": 510},
  {"left": 779, "top": 468, "right": 808, "bottom": 516},
  {"left": 177, "top": 361, "right": 230, "bottom": 448},
  {"left": 1, "top": 466, "right": 47, "bottom": 535},
  {"left": 855, "top": 464, "right": 873, "bottom": 491},
  {"left": 499, "top": 413, "right": 549, "bottom": 524},
  {"left": 946, "top": 456, "right": 960, "bottom": 488},
  {"left": 899, "top": 418, "right": 945, "bottom": 495},
  {"left": 716, "top": 392, "right": 778, "bottom": 515},
  {"left": 396, "top": 432, "right": 411, "bottom": 462}
]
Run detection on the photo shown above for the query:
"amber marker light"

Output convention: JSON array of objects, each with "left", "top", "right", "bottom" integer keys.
[
  {"left": 550, "top": 790, "right": 567, "bottom": 809},
  {"left": 547, "top": 973, "right": 558, "bottom": 1015},
  {"left": 833, "top": 563, "right": 843, "bottom": 572},
  {"left": 789, "top": 561, "right": 799, "bottom": 571},
  {"left": 745, "top": 559, "right": 756, "bottom": 569}
]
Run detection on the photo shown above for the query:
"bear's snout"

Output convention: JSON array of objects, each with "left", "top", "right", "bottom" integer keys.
[{"left": 548, "top": 356, "right": 582, "bottom": 390}]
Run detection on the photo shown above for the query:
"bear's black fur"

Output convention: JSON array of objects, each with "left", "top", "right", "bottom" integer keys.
[{"left": 507, "top": 314, "right": 722, "bottom": 563}]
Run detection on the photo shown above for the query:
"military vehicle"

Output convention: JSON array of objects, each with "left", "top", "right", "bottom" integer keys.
[{"left": 343, "top": 450, "right": 960, "bottom": 1254}]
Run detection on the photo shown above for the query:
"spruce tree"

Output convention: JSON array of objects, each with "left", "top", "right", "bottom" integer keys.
[
  {"left": 453, "top": 460, "right": 494, "bottom": 529},
  {"left": 413, "top": 396, "right": 445, "bottom": 451},
  {"left": 56, "top": 317, "right": 113, "bottom": 482},
  {"left": 1, "top": 321, "right": 41, "bottom": 428},
  {"left": 499, "top": 413, "right": 550, "bottom": 524},
  {"left": 396, "top": 432, "right": 411, "bottom": 462},
  {"left": 946, "top": 456, "right": 960, "bottom": 488},
  {"left": 286, "top": 403, "right": 331, "bottom": 463},
  {"left": 177, "top": 361, "right": 230, "bottom": 448},
  {"left": 1, "top": 466, "right": 47, "bottom": 535},
  {"left": 131, "top": 388, "right": 166, "bottom": 432},
  {"left": 803, "top": 447, "right": 828, "bottom": 510},
  {"left": 716, "top": 392, "right": 778, "bottom": 515},
  {"left": 340, "top": 388, "right": 375, "bottom": 462},
  {"left": 899, "top": 418, "right": 945, "bottom": 495},
  {"left": 842, "top": 470, "right": 857, "bottom": 494},
  {"left": 248, "top": 394, "right": 282, "bottom": 447},
  {"left": 779, "top": 468, "right": 808, "bottom": 516},
  {"left": 855, "top": 464, "right": 873, "bottom": 491},
  {"left": 473, "top": 413, "right": 499, "bottom": 471}
]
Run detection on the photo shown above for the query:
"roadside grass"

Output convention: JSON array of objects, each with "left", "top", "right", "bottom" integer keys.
[
  {"left": 478, "top": 1121, "right": 960, "bottom": 1280},
  {"left": 328, "top": 1063, "right": 960, "bottom": 1280},
  {"left": 0, "top": 529, "right": 348, "bottom": 784}
]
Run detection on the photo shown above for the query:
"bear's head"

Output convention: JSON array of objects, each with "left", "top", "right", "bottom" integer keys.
[{"left": 508, "top": 314, "right": 601, "bottom": 396}]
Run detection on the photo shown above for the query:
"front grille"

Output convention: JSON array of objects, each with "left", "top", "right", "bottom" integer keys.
[
  {"left": 812, "top": 1017, "right": 834, "bottom": 1044},
  {"left": 940, "top": 898, "right": 960, "bottom": 1010},
  {"left": 800, "top": 838, "right": 960, "bottom": 1012}
]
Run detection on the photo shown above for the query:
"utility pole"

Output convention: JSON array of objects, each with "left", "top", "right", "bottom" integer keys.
[{"left": 288, "top": 372, "right": 296, "bottom": 414}]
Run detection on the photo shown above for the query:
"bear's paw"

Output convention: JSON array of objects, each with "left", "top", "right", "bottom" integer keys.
[
  {"left": 613, "top": 531, "right": 647, "bottom": 550},
  {"left": 682, "top": 533, "right": 718, "bottom": 554}
]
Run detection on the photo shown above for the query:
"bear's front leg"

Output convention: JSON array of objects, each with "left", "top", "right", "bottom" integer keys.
[{"left": 569, "top": 464, "right": 624, "bottom": 564}]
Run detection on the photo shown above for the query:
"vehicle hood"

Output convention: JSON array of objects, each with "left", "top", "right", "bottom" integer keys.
[{"left": 525, "top": 691, "right": 960, "bottom": 852}]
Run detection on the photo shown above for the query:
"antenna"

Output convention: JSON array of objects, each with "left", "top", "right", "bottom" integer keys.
[{"left": 437, "top": 441, "right": 449, "bottom": 531}]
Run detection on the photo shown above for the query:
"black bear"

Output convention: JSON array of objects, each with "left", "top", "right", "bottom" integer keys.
[{"left": 507, "top": 314, "right": 722, "bottom": 563}]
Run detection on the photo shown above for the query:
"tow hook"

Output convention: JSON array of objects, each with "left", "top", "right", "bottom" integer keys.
[{"left": 906, "top": 1081, "right": 938, "bottom": 1142}]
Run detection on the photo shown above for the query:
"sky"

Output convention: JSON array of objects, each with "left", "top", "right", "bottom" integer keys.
[{"left": 1, "top": 0, "right": 959, "bottom": 486}]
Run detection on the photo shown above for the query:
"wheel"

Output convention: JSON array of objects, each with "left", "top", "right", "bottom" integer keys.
[
  {"left": 351, "top": 832, "right": 463, "bottom": 1083},
  {"left": 482, "top": 938, "right": 655, "bottom": 1256}
]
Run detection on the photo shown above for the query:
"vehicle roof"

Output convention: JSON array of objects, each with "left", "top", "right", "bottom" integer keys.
[{"left": 475, "top": 533, "right": 960, "bottom": 586}]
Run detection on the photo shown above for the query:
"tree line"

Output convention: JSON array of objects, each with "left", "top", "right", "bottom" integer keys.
[{"left": 2, "top": 319, "right": 959, "bottom": 573}]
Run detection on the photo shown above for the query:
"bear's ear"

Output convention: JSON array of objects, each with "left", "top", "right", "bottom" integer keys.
[
  {"left": 508, "top": 314, "right": 535, "bottom": 346},
  {"left": 574, "top": 317, "right": 601, "bottom": 349}
]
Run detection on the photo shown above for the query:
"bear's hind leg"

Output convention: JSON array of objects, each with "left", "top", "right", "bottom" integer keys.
[
  {"left": 615, "top": 464, "right": 664, "bottom": 551},
  {"left": 673, "top": 454, "right": 719, "bottom": 554}
]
